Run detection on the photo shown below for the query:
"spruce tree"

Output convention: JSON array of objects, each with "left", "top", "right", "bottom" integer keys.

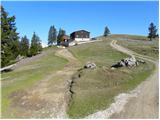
[
  {"left": 1, "top": 6, "right": 20, "bottom": 67},
  {"left": 20, "top": 35, "right": 29, "bottom": 56},
  {"left": 48, "top": 25, "right": 57, "bottom": 46},
  {"left": 30, "top": 32, "right": 42, "bottom": 56},
  {"left": 57, "top": 28, "right": 66, "bottom": 45},
  {"left": 104, "top": 26, "right": 110, "bottom": 37},
  {"left": 148, "top": 22, "right": 158, "bottom": 41}
]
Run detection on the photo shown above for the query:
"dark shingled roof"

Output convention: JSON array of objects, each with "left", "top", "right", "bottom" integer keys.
[{"left": 71, "top": 30, "right": 90, "bottom": 34}]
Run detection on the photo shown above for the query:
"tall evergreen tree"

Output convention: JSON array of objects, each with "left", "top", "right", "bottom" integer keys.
[
  {"left": 30, "top": 32, "right": 42, "bottom": 56},
  {"left": 148, "top": 22, "right": 158, "bottom": 41},
  {"left": 103, "top": 26, "right": 110, "bottom": 37},
  {"left": 48, "top": 25, "right": 57, "bottom": 46},
  {"left": 20, "top": 35, "right": 29, "bottom": 56},
  {"left": 1, "top": 6, "right": 20, "bottom": 67},
  {"left": 57, "top": 28, "right": 66, "bottom": 45}
]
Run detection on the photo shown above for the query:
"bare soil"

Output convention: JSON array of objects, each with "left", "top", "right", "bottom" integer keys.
[{"left": 9, "top": 48, "right": 80, "bottom": 118}]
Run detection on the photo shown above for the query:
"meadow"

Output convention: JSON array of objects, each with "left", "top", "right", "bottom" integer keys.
[{"left": 67, "top": 37, "right": 155, "bottom": 118}]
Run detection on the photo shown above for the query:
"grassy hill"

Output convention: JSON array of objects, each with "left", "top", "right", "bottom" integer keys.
[
  {"left": 67, "top": 37, "right": 155, "bottom": 118},
  {"left": 1, "top": 35, "right": 157, "bottom": 118}
]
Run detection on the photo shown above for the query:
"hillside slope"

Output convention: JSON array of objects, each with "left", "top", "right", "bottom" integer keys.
[
  {"left": 1, "top": 36, "right": 158, "bottom": 118},
  {"left": 85, "top": 39, "right": 158, "bottom": 118},
  {"left": 67, "top": 37, "right": 155, "bottom": 118},
  {"left": 1, "top": 47, "right": 78, "bottom": 118}
]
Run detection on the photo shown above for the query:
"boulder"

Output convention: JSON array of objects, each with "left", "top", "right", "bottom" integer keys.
[
  {"left": 84, "top": 62, "right": 96, "bottom": 69},
  {"left": 119, "top": 60, "right": 126, "bottom": 67},
  {"left": 111, "top": 56, "right": 144, "bottom": 68}
]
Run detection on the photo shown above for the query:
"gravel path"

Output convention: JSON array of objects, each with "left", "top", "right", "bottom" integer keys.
[{"left": 86, "top": 40, "right": 158, "bottom": 119}]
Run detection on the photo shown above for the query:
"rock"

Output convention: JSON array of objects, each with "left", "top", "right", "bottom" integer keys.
[
  {"left": 119, "top": 60, "right": 126, "bottom": 67},
  {"left": 136, "top": 61, "right": 139, "bottom": 66},
  {"left": 123, "top": 56, "right": 137, "bottom": 67},
  {"left": 111, "top": 56, "right": 144, "bottom": 68},
  {"left": 111, "top": 62, "right": 123, "bottom": 68},
  {"left": 84, "top": 62, "right": 96, "bottom": 69}
]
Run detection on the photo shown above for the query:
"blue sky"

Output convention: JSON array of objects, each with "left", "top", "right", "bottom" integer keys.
[{"left": 1, "top": 1, "right": 159, "bottom": 46}]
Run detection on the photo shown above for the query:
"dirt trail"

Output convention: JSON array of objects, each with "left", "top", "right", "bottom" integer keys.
[
  {"left": 86, "top": 40, "right": 158, "bottom": 119},
  {"left": 10, "top": 48, "right": 80, "bottom": 118}
]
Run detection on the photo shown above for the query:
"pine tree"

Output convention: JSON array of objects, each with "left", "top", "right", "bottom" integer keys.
[
  {"left": 1, "top": 6, "right": 20, "bottom": 67},
  {"left": 48, "top": 25, "right": 57, "bottom": 46},
  {"left": 57, "top": 28, "right": 66, "bottom": 45},
  {"left": 148, "top": 22, "right": 158, "bottom": 41},
  {"left": 20, "top": 35, "right": 29, "bottom": 56},
  {"left": 30, "top": 32, "right": 42, "bottom": 56},
  {"left": 104, "top": 26, "right": 110, "bottom": 37}
]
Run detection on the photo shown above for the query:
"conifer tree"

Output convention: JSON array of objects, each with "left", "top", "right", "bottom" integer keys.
[
  {"left": 57, "top": 28, "right": 66, "bottom": 45},
  {"left": 103, "top": 26, "right": 110, "bottom": 37},
  {"left": 48, "top": 25, "right": 57, "bottom": 46},
  {"left": 20, "top": 35, "right": 29, "bottom": 56},
  {"left": 1, "top": 6, "right": 20, "bottom": 67},
  {"left": 30, "top": 32, "right": 42, "bottom": 56},
  {"left": 148, "top": 22, "right": 158, "bottom": 41}
]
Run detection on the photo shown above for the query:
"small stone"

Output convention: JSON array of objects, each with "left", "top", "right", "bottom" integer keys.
[{"left": 84, "top": 62, "right": 96, "bottom": 69}]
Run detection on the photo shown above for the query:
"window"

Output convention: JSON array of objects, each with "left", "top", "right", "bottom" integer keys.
[{"left": 76, "top": 35, "right": 79, "bottom": 38}]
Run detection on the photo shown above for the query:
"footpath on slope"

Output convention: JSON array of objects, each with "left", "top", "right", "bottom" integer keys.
[
  {"left": 10, "top": 48, "right": 80, "bottom": 118},
  {"left": 86, "top": 40, "right": 158, "bottom": 119}
]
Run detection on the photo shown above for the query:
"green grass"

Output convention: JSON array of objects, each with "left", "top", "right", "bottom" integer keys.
[
  {"left": 107, "top": 34, "right": 159, "bottom": 58},
  {"left": 1, "top": 47, "right": 68, "bottom": 118},
  {"left": 116, "top": 38, "right": 159, "bottom": 59},
  {"left": 108, "top": 34, "right": 149, "bottom": 41},
  {"left": 1, "top": 37, "right": 156, "bottom": 118},
  {"left": 67, "top": 38, "right": 155, "bottom": 118},
  {"left": 68, "top": 39, "right": 128, "bottom": 66}
]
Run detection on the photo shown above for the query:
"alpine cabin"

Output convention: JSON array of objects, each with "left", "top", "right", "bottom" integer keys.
[{"left": 70, "top": 30, "right": 90, "bottom": 42}]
